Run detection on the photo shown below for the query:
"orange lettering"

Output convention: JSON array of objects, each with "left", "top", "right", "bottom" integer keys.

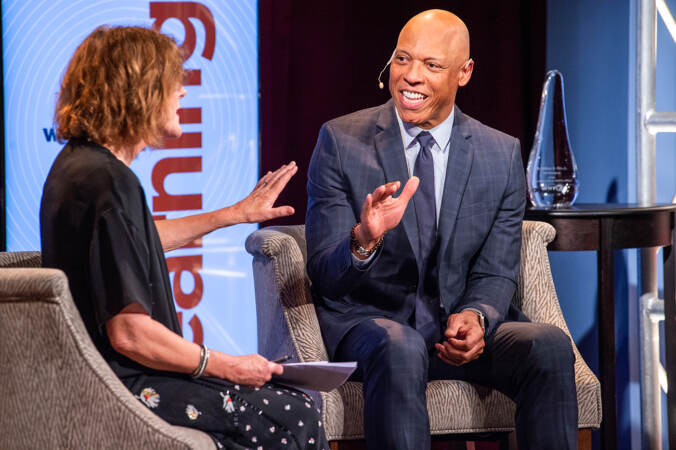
[
  {"left": 150, "top": 2, "right": 216, "bottom": 88},
  {"left": 166, "top": 254, "right": 203, "bottom": 309},
  {"left": 152, "top": 157, "right": 202, "bottom": 211}
]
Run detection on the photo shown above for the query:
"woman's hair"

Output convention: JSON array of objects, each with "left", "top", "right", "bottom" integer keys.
[{"left": 55, "top": 26, "right": 184, "bottom": 148}]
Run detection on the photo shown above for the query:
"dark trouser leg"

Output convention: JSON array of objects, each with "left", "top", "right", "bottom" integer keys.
[
  {"left": 334, "top": 318, "right": 430, "bottom": 450},
  {"left": 429, "top": 321, "right": 578, "bottom": 450}
]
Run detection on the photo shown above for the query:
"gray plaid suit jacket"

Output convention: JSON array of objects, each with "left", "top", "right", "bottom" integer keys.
[{"left": 306, "top": 100, "right": 528, "bottom": 359}]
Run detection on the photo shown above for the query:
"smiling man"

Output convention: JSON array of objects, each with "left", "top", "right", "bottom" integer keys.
[{"left": 305, "top": 10, "right": 578, "bottom": 450}]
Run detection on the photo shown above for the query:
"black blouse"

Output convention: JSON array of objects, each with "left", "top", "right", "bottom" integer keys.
[{"left": 40, "top": 139, "right": 182, "bottom": 379}]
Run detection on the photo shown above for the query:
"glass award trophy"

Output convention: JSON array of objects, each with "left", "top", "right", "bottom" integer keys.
[{"left": 526, "top": 70, "right": 579, "bottom": 207}]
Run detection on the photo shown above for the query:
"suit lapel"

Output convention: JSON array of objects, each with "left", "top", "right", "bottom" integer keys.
[
  {"left": 438, "top": 108, "right": 474, "bottom": 260},
  {"left": 374, "top": 100, "right": 421, "bottom": 264}
]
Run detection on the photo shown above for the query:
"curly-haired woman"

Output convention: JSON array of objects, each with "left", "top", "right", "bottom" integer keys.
[{"left": 40, "top": 26, "right": 328, "bottom": 450}]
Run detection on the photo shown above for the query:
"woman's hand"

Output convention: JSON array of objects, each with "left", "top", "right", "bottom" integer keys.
[
  {"left": 231, "top": 162, "right": 298, "bottom": 223},
  {"left": 154, "top": 162, "right": 298, "bottom": 251},
  {"left": 107, "top": 304, "right": 283, "bottom": 387},
  {"left": 214, "top": 353, "right": 284, "bottom": 387}
]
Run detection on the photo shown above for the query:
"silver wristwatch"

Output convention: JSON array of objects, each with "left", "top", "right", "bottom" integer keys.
[{"left": 476, "top": 310, "right": 485, "bottom": 333}]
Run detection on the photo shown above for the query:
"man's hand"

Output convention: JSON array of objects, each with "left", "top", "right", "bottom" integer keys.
[
  {"left": 221, "top": 354, "right": 284, "bottom": 387},
  {"left": 354, "top": 177, "right": 419, "bottom": 249},
  {"left": 435, "top": 310, "right": 485, "bottom": 366},
  {"left": 232, "top": 162, "right": 298, "bottom": 223}
]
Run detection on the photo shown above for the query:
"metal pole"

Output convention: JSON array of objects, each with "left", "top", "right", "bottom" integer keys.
[
  {"left": 646, "top": 111, "right": 676, "bottom": 133},
  {"left": 640, "top": 292, "right": 663, "bottom": 449},
  {"left": 637, "top": 0, "right": 660, "bottom": 448}
]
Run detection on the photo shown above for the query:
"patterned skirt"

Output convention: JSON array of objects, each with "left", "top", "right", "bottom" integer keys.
[{"left": 124, "top": 373, "right": 329, "bottom": 449}]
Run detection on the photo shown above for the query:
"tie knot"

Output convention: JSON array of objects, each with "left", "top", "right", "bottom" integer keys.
[{"left": 416, "top": 131, "right": 435, "bottom": 150}]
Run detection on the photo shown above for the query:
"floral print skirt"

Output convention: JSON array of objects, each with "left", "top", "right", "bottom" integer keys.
[{"left": 124, "top": 373, "right": 329, "bottom": 450}]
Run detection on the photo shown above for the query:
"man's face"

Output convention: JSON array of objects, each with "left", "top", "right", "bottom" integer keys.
[{"left": 389, "top": 21, "right": 471, "bottom": 130}]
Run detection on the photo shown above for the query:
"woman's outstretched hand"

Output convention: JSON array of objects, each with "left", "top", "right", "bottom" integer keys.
[{"left": 233, "top": 162, "right": 298, "bottom": 223}]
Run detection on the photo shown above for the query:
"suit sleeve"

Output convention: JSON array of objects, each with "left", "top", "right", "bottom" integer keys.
[
  {"left": 305, "top": 123, "right": 379, "bottom": 299},
  {"left": 460, "top": 138, "right": 526, "bottom": 336}
]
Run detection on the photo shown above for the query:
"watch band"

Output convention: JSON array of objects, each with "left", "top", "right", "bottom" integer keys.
[
  {"left": 350, "top": 224, "right": 383, "bottom": 258},
  {"left": 476, "top": 311, "right": 485, "bottom": 333}
]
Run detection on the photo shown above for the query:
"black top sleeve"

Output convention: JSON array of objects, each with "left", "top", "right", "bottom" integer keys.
[{"left": 88, "top": 206, "right": 154, "bottom": 329}]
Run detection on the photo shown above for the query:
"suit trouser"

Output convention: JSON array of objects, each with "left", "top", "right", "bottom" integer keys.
[{"left": 334, "top": 317, "right": 578, "bottom": 450}]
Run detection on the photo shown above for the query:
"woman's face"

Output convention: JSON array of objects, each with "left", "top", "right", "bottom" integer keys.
[{"left": 161, "top": 84, "right": 187, "bottom": 139}]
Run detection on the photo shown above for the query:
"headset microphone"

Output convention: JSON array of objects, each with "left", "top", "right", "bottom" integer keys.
[{"left": 377, "top": 50, "right": 396, "bottom": 89}]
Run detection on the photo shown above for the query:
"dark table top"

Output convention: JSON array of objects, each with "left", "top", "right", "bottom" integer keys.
[{"left": 525, "top": 202, "right": 676, "bottom": 218}]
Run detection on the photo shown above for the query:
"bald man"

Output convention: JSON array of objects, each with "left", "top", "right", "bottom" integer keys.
[{"left": 306, "top": 10, "right": 577, "bottom": 450}]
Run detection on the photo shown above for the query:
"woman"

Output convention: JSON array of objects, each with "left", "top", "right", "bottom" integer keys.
[{"left": 40, "top": 26, "right": 328, "bottom": 450}]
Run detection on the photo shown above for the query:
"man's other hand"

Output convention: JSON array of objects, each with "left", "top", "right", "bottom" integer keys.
[
  {"left": 435, "top": 310, "right": 485, "bottom": 366},
  {"left": 354, "top": 177, "right": 419, "bottom": 248}
]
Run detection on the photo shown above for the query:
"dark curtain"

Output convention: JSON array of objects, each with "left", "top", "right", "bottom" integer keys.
[{"left": 259, "top": 1, "right": 546, "bottom": 226}]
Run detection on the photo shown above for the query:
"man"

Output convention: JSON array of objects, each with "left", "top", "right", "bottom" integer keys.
[{"left": 305, "top": 9, "right": 577, "bottom": 450}]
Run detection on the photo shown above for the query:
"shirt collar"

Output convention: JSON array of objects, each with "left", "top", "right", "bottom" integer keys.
[{"left": 394, "top": 105, "right": 455, "bottom": 152}]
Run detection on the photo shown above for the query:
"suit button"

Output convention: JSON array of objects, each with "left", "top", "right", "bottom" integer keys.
[{"left": 409, "top": 284, "right": 417, "bottom": 292}]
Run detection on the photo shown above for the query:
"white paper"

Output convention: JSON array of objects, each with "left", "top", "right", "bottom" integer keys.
[{"left": 272, "top": 361, "right": 357, "bottom": 392}]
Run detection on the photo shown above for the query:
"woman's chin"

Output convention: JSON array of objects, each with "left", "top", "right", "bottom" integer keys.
[{"left": 163, "top": 127, "right": 183, "bottom": 139}]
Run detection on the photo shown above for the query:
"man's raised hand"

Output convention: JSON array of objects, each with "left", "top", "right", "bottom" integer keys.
[{"left": 354, "top": 177, "right": 419, "bottom": 249}]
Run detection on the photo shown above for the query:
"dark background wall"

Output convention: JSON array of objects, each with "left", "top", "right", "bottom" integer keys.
[{"left": 259, "top": 0, "right": 546, "bottom": 226}]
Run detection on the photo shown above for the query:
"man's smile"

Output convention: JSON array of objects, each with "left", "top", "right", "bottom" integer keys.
[{"left": 400, "top": 89, "right": 427, "bottom": 108}]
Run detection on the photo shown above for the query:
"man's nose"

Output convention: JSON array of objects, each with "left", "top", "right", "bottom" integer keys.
[{"left": 403, "top": 61, "right": 424, "bottom": 84}]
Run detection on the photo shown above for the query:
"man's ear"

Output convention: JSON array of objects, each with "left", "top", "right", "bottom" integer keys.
[{"left": 458, "top": 58, "right": 474, "bottom": 87}]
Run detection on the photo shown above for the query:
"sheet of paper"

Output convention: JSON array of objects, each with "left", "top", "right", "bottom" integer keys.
[{"left": 272, "top": 361, "right": 357, "bottom": 392}]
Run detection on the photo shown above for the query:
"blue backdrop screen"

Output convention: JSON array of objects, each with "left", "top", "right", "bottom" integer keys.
[{"left": 3, "top": 0, "right": 260, "bottom": 354}]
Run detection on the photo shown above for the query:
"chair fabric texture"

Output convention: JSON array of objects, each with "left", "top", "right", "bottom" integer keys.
[
  {"left": 0, "top": 252, "right": 215, "bottom": 450},
  {"left": 244, "top": 220, "right": 602, "bottom": 441}
]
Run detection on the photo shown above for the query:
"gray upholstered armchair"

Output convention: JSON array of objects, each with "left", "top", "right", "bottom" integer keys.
[
  {"left": 245, "top": 221, "right": 602, "bottom": 449},
  {"left": 0, "top": 252, "right": 215, "bottom": 450}
]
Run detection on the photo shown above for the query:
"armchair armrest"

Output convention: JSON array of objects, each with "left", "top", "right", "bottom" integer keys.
[
  {"left": 245, "top": 225, "right": 329, "bottom": 363},
  {"left": 517, "top": 220, "right": 602, "bottom": 428}
]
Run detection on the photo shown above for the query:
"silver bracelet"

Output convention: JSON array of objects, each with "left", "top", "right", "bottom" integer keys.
[{"left": 191, "top": 344, "right": 210, "bottom": 379}]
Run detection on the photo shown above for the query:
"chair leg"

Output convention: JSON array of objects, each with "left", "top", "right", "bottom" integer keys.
[
  {"left": 330, "top": 441, "right": 366, "bottom": 450},
  {"left": 577, "top": 429, "right": 591, "bottom": 450}
]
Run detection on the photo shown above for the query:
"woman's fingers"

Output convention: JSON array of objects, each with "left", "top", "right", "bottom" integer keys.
[
  {"left": 268, "top": 205, "right": 295, "bottom": 219},
  {"left": 264, "top": 162, "right": 296, "bottom": 186},
  {"left": 270, "top": 362, "right": 284, "bottom": 376},
  {"left": 266, "top": 163, "right": 298, "bottom": 195},
  {"left": 255, "top": 170, "right": 274, "bottom": 189}
]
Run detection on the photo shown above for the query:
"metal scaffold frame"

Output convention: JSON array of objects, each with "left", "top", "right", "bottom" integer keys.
[{"left": 636, "top": 0, "right": 676, "bottom": 448}]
